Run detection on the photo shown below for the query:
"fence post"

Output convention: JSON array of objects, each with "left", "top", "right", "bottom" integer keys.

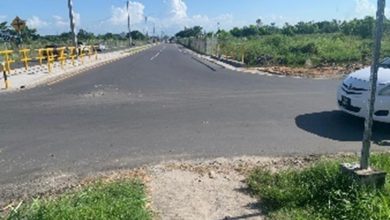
[
  {"left": 57, "top": 47, "right": 67, "bottom": 69},
  {"left": 19, "top": 49, "right": 31, "bottom": 70},
  {"left": 0, "top": 50, "right": 14, "bottom": 74},
  {"left": 46, "top": 48, "right": 55, "bottom": 73},
  {"left": 68, "top": 47, "right": 77, "bottom": 65},
  {"left": 36, "top": 49, "right": 46, "bottom": 66},
  {"left": 79, "top": 49, "right": 85, "bottom": 64},
  {"left": 2, "top": 62, "right": 9, "bottom": 89}
]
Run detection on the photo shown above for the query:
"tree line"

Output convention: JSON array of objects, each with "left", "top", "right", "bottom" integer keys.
[
  {"left": 0, "top": 21, "right": 147, "bottom": 45},
  {"left": 176, "top": 16, "right": 390, "bottom": 39}
]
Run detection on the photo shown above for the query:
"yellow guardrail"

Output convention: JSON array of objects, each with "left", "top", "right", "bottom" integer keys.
[
  {"left": 68, "top": 47, "right": 77, "bottom": 66},
  {"left": 2, "top": 62, "right": 10, "bottom": 89},
  {"left": 0, "top": 50, "right": 15, "bottom": 74},
  {"left": 94, "top": 47, "right": 98, "bottom": 60},
  {"left": 19, "top": 49, "right": 32, "bottom": 70},
  {"left": 79, "top": 48, "right": 85, "bottom": 64},
  {"left": 57, "top": 47, "right": 67, "bottom": 69},
  {"left": 0, "top": 44, "right": 155, "bottom": 89},
  {"left": 46, "top": 48, "right": 55, "bottom": 73},
  {"left": 36, "top": 48, "right": 46, "bottom": 66},
  {"left": 88, "top": 46, "right": 94, "bottom": 59}
]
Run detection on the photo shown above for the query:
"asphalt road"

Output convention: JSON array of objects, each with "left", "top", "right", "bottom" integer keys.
[{"left": 1, "top": 44, "right": 389, "bottom": 190}]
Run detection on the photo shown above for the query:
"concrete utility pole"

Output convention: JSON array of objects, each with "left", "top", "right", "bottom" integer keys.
[
  {"left": 144, "top": 16, "right": 148, "bottom": 36},
  {"left": 216, "top": 22, "right": 221, "bottom": 58},
  {"left": 127, "top": 0, "right": 132, "bottom": 47},
  {"left": 68, "top": 0, "right": 78, "bottom": 49},
  {"left": 361, "top": 0, "right": 386, "bottom": 170}
]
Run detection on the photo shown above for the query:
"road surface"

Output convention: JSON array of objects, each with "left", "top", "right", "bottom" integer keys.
[{"left": 0, "top": 44, "right": 388, "bottom": 193}]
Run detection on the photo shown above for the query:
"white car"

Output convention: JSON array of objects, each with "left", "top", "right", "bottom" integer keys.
[{"left": 337, "top": 61, "right": 390, "bottom": 123}]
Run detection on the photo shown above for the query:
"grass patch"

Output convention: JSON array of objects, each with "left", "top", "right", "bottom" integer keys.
[
  {"left": 3, "top": 180, "right": 151, "bottom": 220},
  {"left": 219, "top": 34, "right": 379, "bottom": 67},
  {"left": 247, "top": 153, "right": 390, "bottom": 220}
]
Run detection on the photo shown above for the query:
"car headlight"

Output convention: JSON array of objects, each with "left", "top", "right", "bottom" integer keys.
[{"left": 379, "top": 85, "right": 390, "bottom": 96}]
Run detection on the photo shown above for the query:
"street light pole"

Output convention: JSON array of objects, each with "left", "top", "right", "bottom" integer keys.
[
  {"left": 68, "top": 0, "right": 78, "bottom": 49},
  {"left": 361, "top": 0, "right": 386, "bottom": 170},
  {"left": 127, "top": 0, "right": 132, "bottom": 47}
]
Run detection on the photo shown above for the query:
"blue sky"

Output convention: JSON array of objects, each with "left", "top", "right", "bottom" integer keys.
[{"left": 0, "top": 0, "right": 382, "bottom": 35}]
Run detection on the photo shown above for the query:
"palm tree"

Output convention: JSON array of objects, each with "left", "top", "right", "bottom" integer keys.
[{"left": 256, "top": 19, "right": 263, "bottom": 28}]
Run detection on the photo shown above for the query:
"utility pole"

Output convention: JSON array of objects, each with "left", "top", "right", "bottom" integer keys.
[
  {"left": 144, "top": 16, "right": 148, "bottom": 36},
  {"left": 68, "top": 0, "right": 78, "bottom": 49},
  {"left": 127, "top": 0, "right": 132, "bottom": 47},
  {"left": 361, "top": 0, "right": 386, "bottom": 170},
  {"left": 216, "top": 22, "right": 221, "bottom": 58}
]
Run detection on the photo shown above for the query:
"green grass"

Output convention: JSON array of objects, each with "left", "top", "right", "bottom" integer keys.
[
  {"left": 3, "top": 180, "right": 152, "bottom": 220},
  {"left": 247, "top": 153, "right": 390, "bottom": 220},
  {"left": 214, "top": 34, "right": 390, "bottom": 67}
]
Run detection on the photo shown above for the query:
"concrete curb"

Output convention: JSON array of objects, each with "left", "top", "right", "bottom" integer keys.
[{"left": 178, "top": 44, "right": 340, "bottom": 80}]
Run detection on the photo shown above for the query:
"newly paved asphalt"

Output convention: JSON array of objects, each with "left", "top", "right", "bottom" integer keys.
[{"left": 1, "top": 44, "right": 389, "bottom": 188}]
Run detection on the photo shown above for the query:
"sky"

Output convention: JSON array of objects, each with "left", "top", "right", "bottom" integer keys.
[{"left": 0, "top": 0, "right": 384, "bottom": 36}]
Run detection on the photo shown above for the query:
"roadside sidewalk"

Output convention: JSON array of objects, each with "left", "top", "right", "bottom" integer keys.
[{"left": 0, "top": 44, "right": 155, "bottom": 93}]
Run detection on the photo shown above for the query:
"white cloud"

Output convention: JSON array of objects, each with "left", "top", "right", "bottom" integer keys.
[
  {"left": 52, "top": 13, "right": 80, "bottom": 32},
  {"left": 108, "top": 1, "right": 145, "bottom": 26},
  {"left": 355, "top": 0, "right": 376, "bottom": 17},
  {"left": 354, "top": 0, "right": 390, "bottom": 19},
  {"left": 0, "top": 15, "right": 7, "bottom": 21},
  {"left": 162, "top": 0, "right": 240, "bottom": 33},
  {"left": 22, "top": 0, "right": 241, "bottom": 35},
  {"left": 74, "top": 12, "right": 81, "bottom": 26},
  {"left": 27, "top": 16, "right": 48, "bottom": 29},
  {"left": 170, "top": 0, "right": 188, "bottom": 20},
  {"left": 53, "top": 15, "right": 68, "bottom": 28}
]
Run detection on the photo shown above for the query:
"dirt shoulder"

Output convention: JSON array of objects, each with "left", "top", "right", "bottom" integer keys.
[
  {"left": 1, "top": 155, "right": 335, "bottom": 219},
  {"left": 246, "top": 63, "right": 366, "bottom": 79}
]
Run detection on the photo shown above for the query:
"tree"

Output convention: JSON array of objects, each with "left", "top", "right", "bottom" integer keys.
[
  {"left": 59, "top": 32, "right": 72, "bottom": 42},
  {"left": 0, "top": 22, "right": 9, "bottom": 33},
  {"left": 282, "top": 23, "right": 295, "bottom": 36},
  {"left": 230, "top": 27, "right": 242, "bottom": 37},
  {"left": 316, "top": 20, "right": 340, "bottom": 33},
  {"left": 206, "top": 32, "right": 214, "bottom": 37},
  {"left": 77, "top": 29, "right": 95, "bottom": 41},
  {"left": 0, "top": 22, "right": 13, "bottom": 42},
  {"left": 341, "top": 16, "right": 375, "bottom": 38},
  {"left": 129, "top": 30, "right": 146, "bottom": 40},
  {"left": 295, "top": 21, "right": 318, "bottom": 34},
  {"left": 175, "top": 26, "right": 203, "bottom": 38},
  {"left": 241, "top": 25, "right": 259, "bottom": 37},
  {"left": 256, "top": 19, "right": 263, "bottom": 28},
  {"left": 20, "top": 26, "right": 39, "bottom": 42}
]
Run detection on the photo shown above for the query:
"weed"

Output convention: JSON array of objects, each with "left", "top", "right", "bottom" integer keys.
[{"left": 247, "top": 153, "right": 390, "bottom": 220}]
